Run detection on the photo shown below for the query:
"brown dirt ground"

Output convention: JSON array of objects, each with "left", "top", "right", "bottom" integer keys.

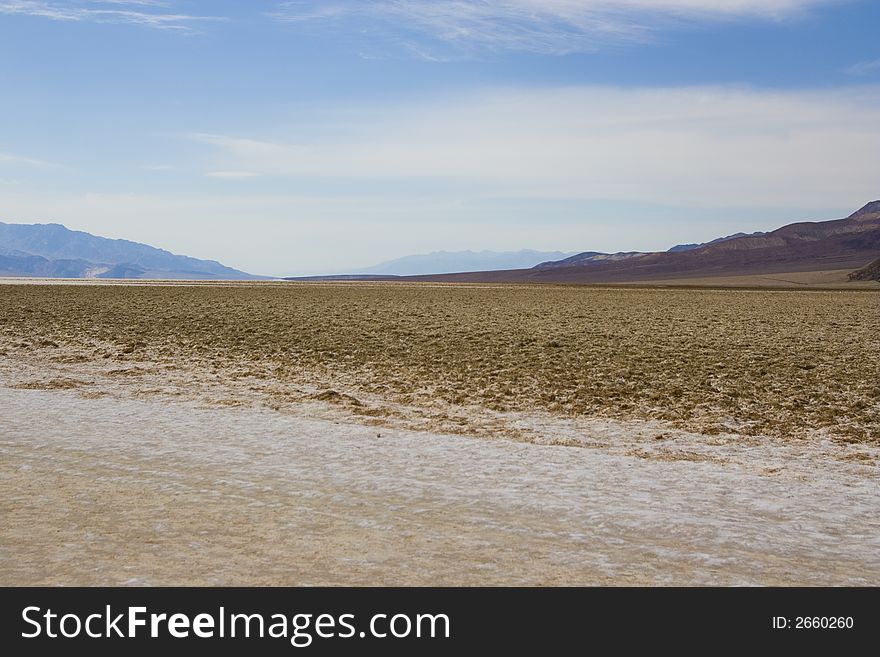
[{"left": 1, "top": 281, "right": 877, "bottom": 444}]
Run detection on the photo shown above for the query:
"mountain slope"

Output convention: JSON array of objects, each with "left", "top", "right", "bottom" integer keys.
[
  {"left": 668, "top": 231, "right": 767, "bottom": 253},
  {"left": 0, "top": 254, "right": 110, "bottom": 278},
  {"left": 0, "top": 222, "right": 262, "bottom": 279},
  {"left": 535, "top": 233, "right": 770, "bottom": 271},
  {"left": 849, "top": 257, "right": 880, "bottom": 281},
  {"left": 406, "top": 202, "right": 880, "bottom": 285},
  {"left": 534, "top": 251, "right": 646, "bottom": 269}
]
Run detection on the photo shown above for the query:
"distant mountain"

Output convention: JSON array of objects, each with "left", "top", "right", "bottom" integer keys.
[
  {"left": 0, "top": 221, "right": 263, "bottom": 279},
  {"left": 535, "top": 233, "right": 771, "bottom": 272},
  {"left": 402, "top": 201, "right": 880, "bottom": 285},
  {"left": 849, "top": 199, "right": 880, "bottom": 219},
  {"left": 534, "top": 251, "right": 646, "bottom": 269},
  {"left": 668, "top": 231, "right": 767, "bottom": 252},
  {"left": 352, "top": 249, "right": 576, "bottom": 276}
]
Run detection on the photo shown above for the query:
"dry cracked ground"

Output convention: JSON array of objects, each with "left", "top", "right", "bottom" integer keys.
[{"left": 1, "top": 281, "right": 878, "bottom": 585}]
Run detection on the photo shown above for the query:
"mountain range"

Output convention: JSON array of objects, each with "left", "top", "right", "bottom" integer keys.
[
  {"left": 3, "top": 202, "right": 879, "bottom": 284},
  {"left": 0, "top": 222, "right": 261, "bottom": 280},
  {"left": 350, "top": 249, "right": 577, "bottom": 276},
  {"left": 533, "top": 232, "right": 770, "bottom": 270},
  {"left": 402, "top": 201, "right": 880, "bottom": 285},
  {"left": 666, "top": 231, "right": 768, "bottom": 253}
]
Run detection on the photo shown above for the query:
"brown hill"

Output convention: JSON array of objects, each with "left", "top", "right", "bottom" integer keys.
[
  {"left": 849, "top": 257, "right": 880, "bottom": 281},
  {"left": 411, "top": 202, "right": 880, "bottom": 285}
]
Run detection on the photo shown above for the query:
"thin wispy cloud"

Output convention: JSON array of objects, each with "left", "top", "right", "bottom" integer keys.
[
  {"left": 205, "top": 171, "right": 262, "bottom": 180},
  {"left": 0, "top": 1, "right": 225, "bottom": 32},
  {"left": 0, "top": 151, "right": 58, "bottom": 167},
  {"left": 189, "top": 85, "right": 880, "bottom": 209},
  {"left": 847, "top": 58, "right": 880, "bottom": 76},
  {"left": 270, "top": 0, "right": 836, "bottom": 57}
]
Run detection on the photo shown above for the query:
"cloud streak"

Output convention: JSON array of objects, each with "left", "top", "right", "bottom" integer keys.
[
  {"left": 190, "top": 84, "right": 880, "bottom": 209},
  {"left": 270, "top": 0, "right": 837, "bottom": 56},
  {"left": 0, "top": 1, "right": 225, "bottom": 32},
  {"left": 847, "top": 58, "right": 880, "bottom": 76},
  {"left": 205, "top": 170, "right": 263, "bottom": 180},
  {"left": 0, "top": 151, "right": 58, "bottom": 167}
]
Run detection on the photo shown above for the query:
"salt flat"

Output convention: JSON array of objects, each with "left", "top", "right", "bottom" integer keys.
[
  {"left": 2, "top": 386, "right": 877, "bottom": 586},
  {"left": 1, "top": 281, "right": 877, "bottom": 585}
]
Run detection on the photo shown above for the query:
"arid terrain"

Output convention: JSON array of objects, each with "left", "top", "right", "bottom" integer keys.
[
  {"left": 1, "top": 280, "right": 878, "bottom": 585},
  {"left": 2, "top": 280, "right": 878, "bottom": 443}
]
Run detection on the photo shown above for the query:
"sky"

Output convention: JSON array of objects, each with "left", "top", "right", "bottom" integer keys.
[{"left": 1, "top": 0, "right": 879, "bottom": 276}]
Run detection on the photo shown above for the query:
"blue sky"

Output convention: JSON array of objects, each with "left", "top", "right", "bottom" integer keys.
[{"left": 1, "top": 0, "right": 879, "bottom": 276}]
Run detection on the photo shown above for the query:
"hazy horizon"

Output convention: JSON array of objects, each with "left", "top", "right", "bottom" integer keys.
[{"left": 2, "top": 1, "right": 879, "bottom": 276}]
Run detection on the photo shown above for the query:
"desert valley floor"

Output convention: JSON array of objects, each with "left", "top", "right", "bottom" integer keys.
[{"left": 1, "top": 280, "right": 878, "bottom": 585}]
